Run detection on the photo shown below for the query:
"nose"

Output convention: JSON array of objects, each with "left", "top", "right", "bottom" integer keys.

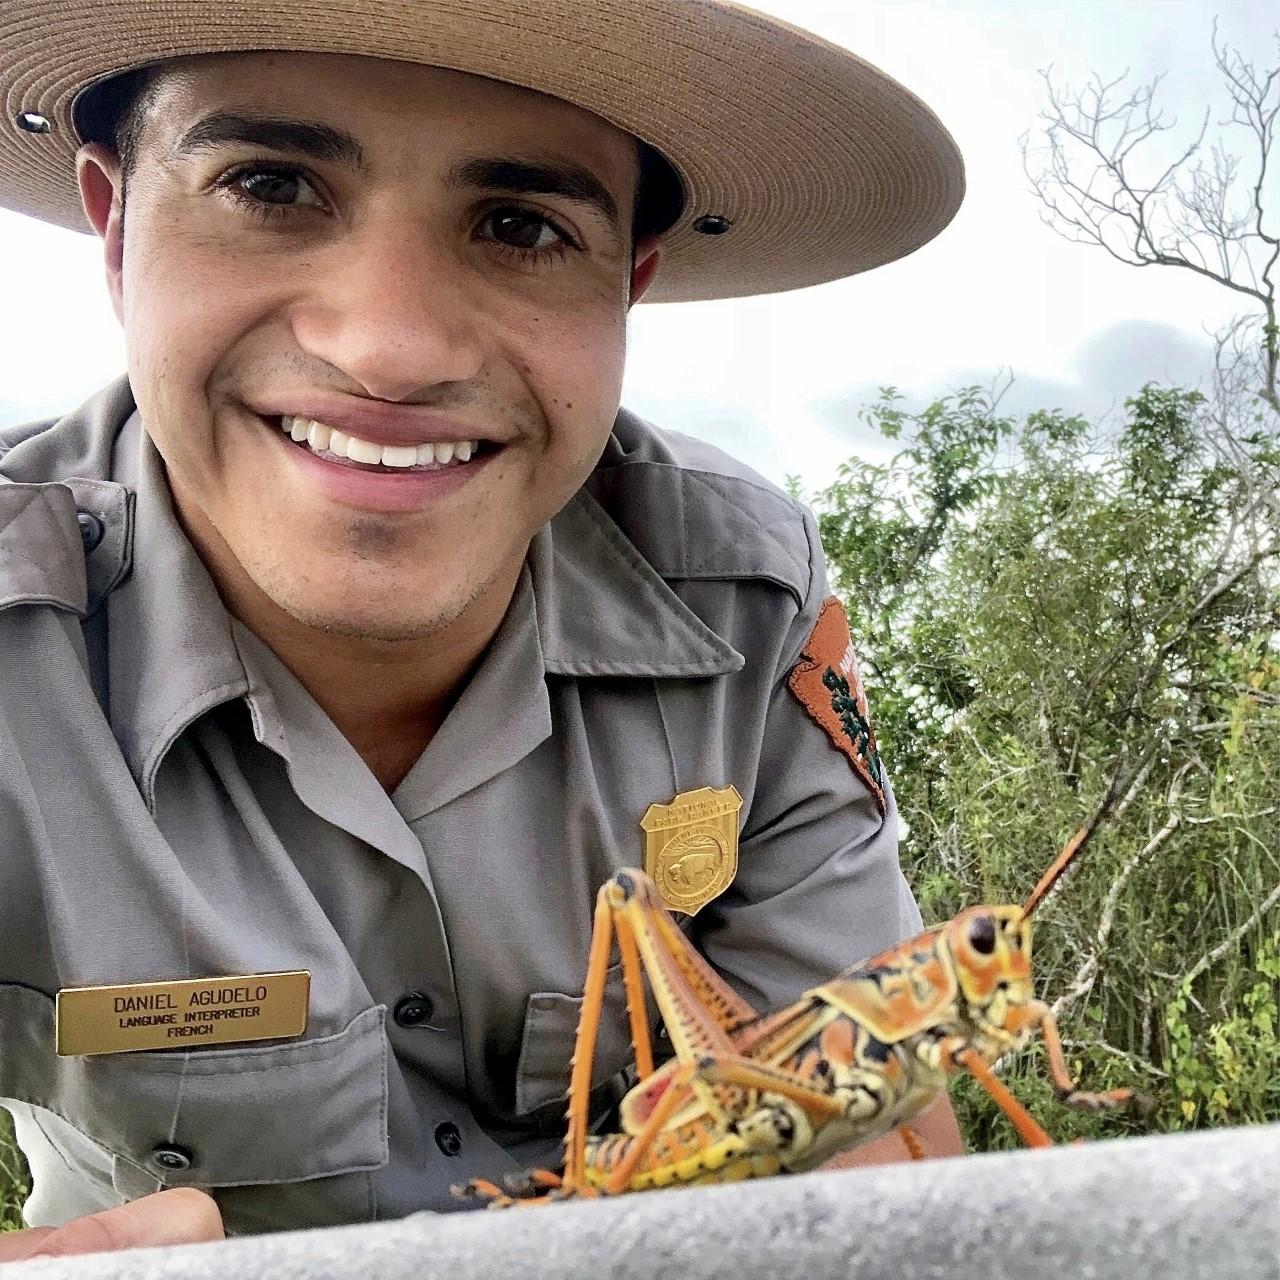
[{"left": 289, "top": 210, "right": 486, "bottom": 403}]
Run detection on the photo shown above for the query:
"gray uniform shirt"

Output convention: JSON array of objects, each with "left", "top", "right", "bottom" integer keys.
[{"left": 0, "top": 379, "right": 920, "bottom": 1234}]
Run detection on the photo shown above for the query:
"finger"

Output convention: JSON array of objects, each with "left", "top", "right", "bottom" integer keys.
[
  {"left": 11, "top": 1188, "right": 224, "bottom": 1260},
  {"left": 101, "top": 1187, "right": 225, "bottom": 1248},
  {"left": 0, "top": 1227, "right": 56, "bottom": 1262}
]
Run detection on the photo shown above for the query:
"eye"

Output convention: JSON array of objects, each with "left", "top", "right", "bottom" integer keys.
[
  {"left": 219, "top": 165, "right": 325, "bottom": 213},
  {"left": 478, "top": 208, "right": 572, "bottom": 253},
  {"left": 968, "top": 915, "right": 997, "bottom": 955}
]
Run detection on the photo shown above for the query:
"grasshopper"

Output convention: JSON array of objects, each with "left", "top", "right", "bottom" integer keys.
[{"left": 457, "top": 795, "right": 1142, "bottom": 1206}]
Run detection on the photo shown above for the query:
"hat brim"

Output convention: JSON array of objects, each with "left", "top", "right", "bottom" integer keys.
[{"left": 0, "top": 0, "right": 964, "bottom": 303}]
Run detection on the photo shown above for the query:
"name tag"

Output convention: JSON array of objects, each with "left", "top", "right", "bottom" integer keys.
[{"left": 56, "top": 971, "right": 311, "bottom": 1057}]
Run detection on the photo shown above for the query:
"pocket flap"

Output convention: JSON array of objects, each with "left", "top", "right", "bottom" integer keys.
[
  {"left": 0, "top": 986, "right": 389, "bottom": 1188},
  {"left": 82, "top": 1005, "right": 390, "bottom": 1187},
  {"left": 514, "top": 967, "right": 635, "bottom": 1117}
]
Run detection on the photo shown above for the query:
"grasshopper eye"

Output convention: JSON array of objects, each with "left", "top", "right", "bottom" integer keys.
[{"left": 968, "top": 915, "right": 997, "bottom": 955}]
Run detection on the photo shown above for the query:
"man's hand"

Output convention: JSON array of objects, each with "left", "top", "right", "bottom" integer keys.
[
  {"left": 820, "top": 1096, "right": 967, "bottom": 1171},
  {"left": 0, "top": 1188, "right": 224, "bottom": 1262}
]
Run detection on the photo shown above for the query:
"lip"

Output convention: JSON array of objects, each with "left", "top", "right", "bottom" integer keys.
[
  {"left": 263, "top": 413, "right": 497, "bottom": 514},
  {"left": 251, "top": 396, "right": 501, "bottom": 450}
]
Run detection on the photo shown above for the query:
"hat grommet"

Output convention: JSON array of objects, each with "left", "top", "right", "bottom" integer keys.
[
  {"left": 14, "top": 111, "right": 52, "bottom": 135},
  {"left": 693, "top": 215, "right": 732, "bottom": 236}
]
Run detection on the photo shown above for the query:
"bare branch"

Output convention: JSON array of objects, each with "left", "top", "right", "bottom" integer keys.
[
  {"left": 1178, "top": 880, "right": 1280, "bottom": 987},
  {"left": 1060, "top": 1038, "right": 1170, "bottom": 1079},
  {"left": 1051, "top": 765, "right": 1189, "bottom": 1019}
]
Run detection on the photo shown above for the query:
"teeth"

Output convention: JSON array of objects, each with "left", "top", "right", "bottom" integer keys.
[
  {"left": 282, "top": 417, "right": 481, "bottom": 469},
  {"left": 381, "top": 445, "right": 419, "bottom": 469},
  {"left": 345, "top": 436, "right": 384, "bottom": 465}
]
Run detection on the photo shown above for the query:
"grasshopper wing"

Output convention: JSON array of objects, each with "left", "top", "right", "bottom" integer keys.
[{"left": 806, "top": 927, "right": 958, "bottom": 1046}]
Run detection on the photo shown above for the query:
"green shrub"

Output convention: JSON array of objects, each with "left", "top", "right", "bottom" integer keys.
[
  {"left": 0, "top": 1112, "right": 30, "bottom": 1231},
  {"left": 804, "top": 383, "right": 1280, "bottom": 1148}
]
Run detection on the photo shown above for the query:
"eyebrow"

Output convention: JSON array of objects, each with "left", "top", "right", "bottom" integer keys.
[
  {"left": 446, "top": 157, "right": 621, "bottom": 230},
  {"left": 170, "top": 113, "right": 366, "bottom": 171}
]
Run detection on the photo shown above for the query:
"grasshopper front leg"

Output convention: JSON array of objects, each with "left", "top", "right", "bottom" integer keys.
[
  {"left": 943, "top": 1002, "right": 1146, "bottom": 1151},
  {"left": 1038, "top": 1005, "right": 1144, "bottom": 1112}
]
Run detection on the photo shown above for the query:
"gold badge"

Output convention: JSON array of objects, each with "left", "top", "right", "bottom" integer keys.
[
  {"left": 640, "top": 786, "right": 742, "bottom": 915},
  {"left": 56, "top": 971, "right": 311, "bottom": 1057}
]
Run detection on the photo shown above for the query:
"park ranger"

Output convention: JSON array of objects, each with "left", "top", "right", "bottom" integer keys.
[{"left": 0, "top": 0, "right": 966, "bottom": 1258}]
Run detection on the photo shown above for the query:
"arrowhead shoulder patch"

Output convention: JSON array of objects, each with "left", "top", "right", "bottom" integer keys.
[{"left": 787, "top": 596, "right": 886, "bottom": 814}]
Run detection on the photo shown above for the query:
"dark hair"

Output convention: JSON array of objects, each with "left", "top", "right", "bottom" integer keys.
[
  {"left": 74, "top": 65, "right": 161, "bottom": 194},
  {"left": 633, "top": 140, "right": 685, "bottom": 240},
  {"left": 76, "top": 63, "right": 685, "bottom": 238}
]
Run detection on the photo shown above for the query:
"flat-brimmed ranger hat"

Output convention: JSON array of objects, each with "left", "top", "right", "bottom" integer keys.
[{"left": 0, "top": 0, "right": 964, "bottom": 303}]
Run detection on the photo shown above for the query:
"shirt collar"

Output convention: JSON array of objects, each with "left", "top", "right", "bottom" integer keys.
[
  {"left": 106, "top": 412, "right": 251, "bottom": 808},
  {"left": 533, "top": 488, "right": 744, "bottom": 679}
]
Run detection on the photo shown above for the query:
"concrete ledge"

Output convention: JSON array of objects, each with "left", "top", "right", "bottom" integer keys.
[{"left": 15, "top": 1125, "right": 1280, "bottom": 1279}]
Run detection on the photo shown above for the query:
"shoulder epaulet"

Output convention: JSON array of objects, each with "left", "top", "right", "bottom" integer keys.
[
  {"left": 584, "top": 410, "right": 815, "bottom": 608},
  {"left": 586, "top": 463, "right": 812, "bottom": 607}
]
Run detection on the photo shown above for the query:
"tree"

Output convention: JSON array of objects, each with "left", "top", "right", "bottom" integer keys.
[{"left": 1023, "top": 25, "right": 1279, "bottom": 413}]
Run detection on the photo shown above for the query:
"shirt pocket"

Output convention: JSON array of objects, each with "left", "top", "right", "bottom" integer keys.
[
  {"left": 513, "top": 964, "right": 638, "bottom": 1118},
  {"left": 0, "top": 984, "right": 388, "bottom": 1230}
]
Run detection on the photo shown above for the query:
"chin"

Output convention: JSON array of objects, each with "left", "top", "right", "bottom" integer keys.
[{"left": 271, "top": 582, "right": 479, "bottom": 644}]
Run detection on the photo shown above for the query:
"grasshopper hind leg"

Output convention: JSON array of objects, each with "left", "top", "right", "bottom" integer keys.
[
  {"left": 452, "top": 1167, "right": 603, "bottom": 1210},
  {"left": 500, "top": 1167, "right": 565, "bottom": 1198}
]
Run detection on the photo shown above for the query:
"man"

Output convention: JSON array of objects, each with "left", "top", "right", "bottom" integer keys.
[{"left": 0, "top": 0, "right": 966, "bottom": 1258}]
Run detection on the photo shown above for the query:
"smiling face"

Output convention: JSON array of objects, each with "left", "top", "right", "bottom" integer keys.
[{"left": 77, "top": 52, "right": 662, "bottom": 645}]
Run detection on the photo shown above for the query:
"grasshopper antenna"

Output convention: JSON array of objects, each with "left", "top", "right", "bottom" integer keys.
[{"left": 1019, "top": 742, "right": 1161, "bottom": 919}]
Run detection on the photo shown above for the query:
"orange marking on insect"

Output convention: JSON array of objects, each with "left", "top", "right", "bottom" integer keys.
[
  {"left": 819, "top": 1015, "right": 856, "bottom": 1064},
  {"left": 812, "top": 937, "right": 957, "bottom": 1045}
]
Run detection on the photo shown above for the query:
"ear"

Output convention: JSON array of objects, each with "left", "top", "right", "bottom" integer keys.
[
  {"left": 628, "top": 235, "right": 664, "bottom": 306},
  {"left": 75, "top": 143, "right": 127, "bottom": 324}
]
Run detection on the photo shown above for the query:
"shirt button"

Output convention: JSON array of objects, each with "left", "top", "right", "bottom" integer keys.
[
  {"left": 393, "top": 993, "right": 434, "bottom": 1027},
  {"left": 150, "top": 1144, "right": 194, "bottom": 1173},
  {"left": 434, "top": 1122, "right": 463, "bottom": 1157},
  {"left": 76, "top": 511, "right": 105, "bottom": 553}
]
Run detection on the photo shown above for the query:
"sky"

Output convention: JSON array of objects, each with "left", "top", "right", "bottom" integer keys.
[{"left": 0, "top": 0, "right": 1274, "bottom": 493}]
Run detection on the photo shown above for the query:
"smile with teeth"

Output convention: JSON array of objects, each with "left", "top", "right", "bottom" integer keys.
[{"left": 280, "top": 416, "right": 481, "bottom": 469}]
